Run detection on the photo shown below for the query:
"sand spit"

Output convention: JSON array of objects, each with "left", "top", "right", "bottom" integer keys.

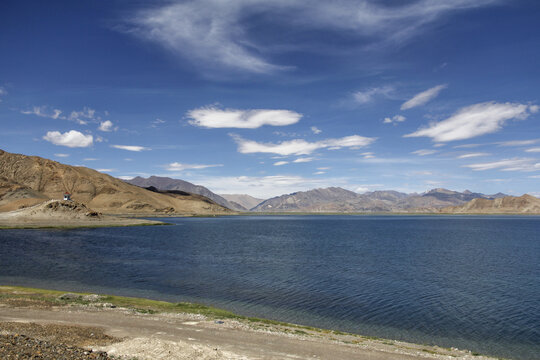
[
  {"left": 0, "top": 286, "right": 499, "bottom": 360},
  {"left": 0, "top": 200, "right": 165, "bottom": 228}
]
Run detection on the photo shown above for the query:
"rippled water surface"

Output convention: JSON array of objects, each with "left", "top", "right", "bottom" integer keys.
[{"left": 1, "top": 216, "right": 539, "bottom": 359}]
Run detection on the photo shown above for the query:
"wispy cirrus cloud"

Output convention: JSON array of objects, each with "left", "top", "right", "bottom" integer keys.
[
  {"left": 457, "top": 152, "right": 490, "bottom": 159},
  {"left": 166, "top": 162, "right": 223, "bottom": 171},
  {"left": 497, "top": 139, "right": 540, "bottom": 146},
  {"left": 43, "top": 130, "right": 93, "bottom": 148},
  {"left": 232, "top": 134, "right": 376, "bottom": 156},
  {"left": 187, "top": 106, "right": 302, "bottom": 129},
  {"left": 401, "top": 84, "right": 447, "bottom": 110},
  {"left": 405, "top": 102, "right": 537, "bottom": 142},
  {"left": 293, "top": 157, "right": 314, "bottom": 163},
  {"left": 273, "top": 161, "right": 288, "bottom": 166},
  {"left": 525, "top": 147, "right": 540, "bottom": 153},
  {"left": 21, "top": 106, "right": 63, "bottom": 120},
  {"left": 353, "top": 86, "right": 394, "bottom": 104},
  {"left": 21, "top": 105, "right": 107, "bottom": 125},
  {"left": 123, "top": 0, "right": 499, "bottom": 74},
  {"left": 0, "top": 87, "right": 7, "bottom": 101},
  {"left": 412, "top": 149, "right": 438, "bottom": 156},
  {"left": 383, "top": 114, "right": 406, "bottom": 124},
  {"left": 464, "top": 158, "right": 540, "bottom": 172},
  {"left": 111, "top": 145, "right": 150, "bottom": 152}
]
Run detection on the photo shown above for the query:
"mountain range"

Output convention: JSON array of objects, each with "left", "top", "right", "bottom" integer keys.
[
  {"left": 0, "top": 149, "right": 537, "bottom": 215},
  {"left": 252, "top": 187, "right": 509, "bottom": 213}
]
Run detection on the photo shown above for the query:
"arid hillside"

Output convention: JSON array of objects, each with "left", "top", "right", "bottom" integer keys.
[
  {"left": 441, "top": 194, "right": 540, "bottom": 214},
  {"left": 0, "top": 149, "right": 231, "bottom": 215}
]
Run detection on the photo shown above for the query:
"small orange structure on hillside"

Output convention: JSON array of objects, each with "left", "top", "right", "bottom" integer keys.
[{"left": 63, "top": 193, "right": 72, "bottom": 201}]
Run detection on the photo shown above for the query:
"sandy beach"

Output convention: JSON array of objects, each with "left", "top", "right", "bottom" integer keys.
[{"left": 0, "top": 286, "right": 498, "bottom": 360}]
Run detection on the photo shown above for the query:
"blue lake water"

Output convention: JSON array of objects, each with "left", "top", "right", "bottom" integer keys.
[{"left": 0, "top": 215, "right": 539, "bottom": 359}]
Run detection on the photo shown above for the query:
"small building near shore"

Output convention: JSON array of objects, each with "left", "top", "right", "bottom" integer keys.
[{"left": 63, "top": 193, "right": 72, "bottom": 201}]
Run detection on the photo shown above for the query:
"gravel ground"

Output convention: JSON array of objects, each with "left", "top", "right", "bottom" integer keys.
[
  {"left": 0, "top": 322, "right": 118, "bottom": 359},
  {"left": 0, "top": 334, "right": 112, "bottom": 359}
]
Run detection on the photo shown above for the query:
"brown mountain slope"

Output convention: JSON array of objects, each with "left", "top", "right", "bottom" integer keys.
[
  {"left": 441, "top": 194, "right": 540, "bottom": 214},
  {"left": 0, "top": 149, "right": 230, "bottom": 215}
]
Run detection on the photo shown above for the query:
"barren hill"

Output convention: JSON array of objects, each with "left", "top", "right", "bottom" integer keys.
[
  {"left": 441, "top": 194, "right": 540, "bottom": 214},
  {"left": 125, "top": 176, "right": 244, "bottom": 211},
  {"left": 0, "top": 149, "right": 230, "bottom": 215}
]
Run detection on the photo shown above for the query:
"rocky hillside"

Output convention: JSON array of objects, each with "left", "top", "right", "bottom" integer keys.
[
  {"left": 252, "top": 187, "right": 507, "bottom": 213},
  {"left": 126, "top": 176, "right": 245, "bottom": 211},
  {"left": 0, "top": 149, "right": 230, "bottom": 215},
  {"left": 441, "top": 194, "right": 540, "bottom": 214},
  {"left": 219, "top": 194, "right": 265, "bottom": 210}
]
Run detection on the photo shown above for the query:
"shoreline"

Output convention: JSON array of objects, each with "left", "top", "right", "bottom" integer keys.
[
  {"left": 0, "top": 285, "right": 501, "bottom": 360},
  {"left": 1, "top": 212, "right": 538, "bottom": 229}
]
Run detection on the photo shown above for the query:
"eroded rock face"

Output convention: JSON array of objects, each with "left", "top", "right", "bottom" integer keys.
[{"left": 441, "top": 194, "right": 540, "bottom": 214}]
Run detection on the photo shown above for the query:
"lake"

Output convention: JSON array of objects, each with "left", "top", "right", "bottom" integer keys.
[{"left": 1, "top": 215, "right": 538, "bottom": 359}]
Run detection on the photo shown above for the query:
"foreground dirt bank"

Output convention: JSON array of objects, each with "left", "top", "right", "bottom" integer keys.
[{"left": 0, "top": 286, "right": 498, "bottom": 360}]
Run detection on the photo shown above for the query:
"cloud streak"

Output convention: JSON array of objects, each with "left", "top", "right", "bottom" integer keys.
[
  {"left": 233, "top": 134, "right": 376, "bottom": 156},
  {"left": 401, "top": 84, "right": 447, "bottom": 110},
  {"left": 111, "top": 145, "right": 150, "bottom": 152},
  {"left": 405, "top": 102, "right": 537, "bottom": 142},
  {"left": 464, "top": 158, "right": 540, "bottom": 172},
  {"left": 166, "top": 162, "right": 223, "bottom": 171}
]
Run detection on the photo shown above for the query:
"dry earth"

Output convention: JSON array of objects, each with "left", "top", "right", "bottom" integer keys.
[{"left": 0, "top": 200, "right": 165, "bottom": 228}]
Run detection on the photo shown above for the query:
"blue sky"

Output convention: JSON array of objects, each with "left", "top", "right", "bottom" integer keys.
[{"left": 1, "top": 0, "right": 539, "bottom": 198}]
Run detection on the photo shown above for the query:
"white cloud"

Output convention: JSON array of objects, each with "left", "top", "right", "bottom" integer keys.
[
  {"left": 187, "top": 106, "right": 302, "bottom": 129},
  {"left": 97, "top": 169, "right": 116, "bottom": 173},
  {"left": 353, "top": 86, "right": 394, "bottom": 104},
  {"left": 401, "top": 84, "right": 447, "bottom": 110},
  {"left": 528, "top": 175, "right": 540, "bottom": 179},
  {"left": 186, "top": 174, "right": 352, "bottom": 198},
  {"left": 54, "top": 153, "right": 69, "bottom": 158},
  {"left": 457, "top": 152, "right": 490, "bottom": 159},
  {"left": 525, "top": 147, "right": 540, "bottom": 153},
  {"left": 111, "top": 145, "right": 150, "bottom": 152},
  {"left": 311, "top": 126, "right": 322, "bottom": 134},
  {"left": 314, "top": 171, "right": 325, "bottom": 175},
  {"left": 274, "top": 161, "right": 288, "bottom": 166},
  {"left": 166, "top": 162, "right": 223, "bottom": 171},
  {"left": 233, "top": 134, "right": 376, "bottom": 156},
  {"left": 383, "top": 114, "right": 406, "bottom": 124},
  {"left": 464, "top": 158, "right": 540, "bottom": 172},
  {"left": 0, "top": 87, "right": 7, "bottom": 101},
  {"left": 43, "top": 130, "right": 93, "bottom": 148},
  {"left": 98, "top": 120, "right": 115, "bottom": 132},
  {"left": 124, "top": 1, "right": 497, "bottom": 74},
  {"left": 293, "top": 157, "right": 314, "bottom": 163},
  {"left": 412, "top": 149, "right": 438, "bottom": 156},
  {"left": 83, "top": 158, "right": 98, "bottom": 161},
  {"left": 405, "top": 102, "right": 536, "bottom": 142}
]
